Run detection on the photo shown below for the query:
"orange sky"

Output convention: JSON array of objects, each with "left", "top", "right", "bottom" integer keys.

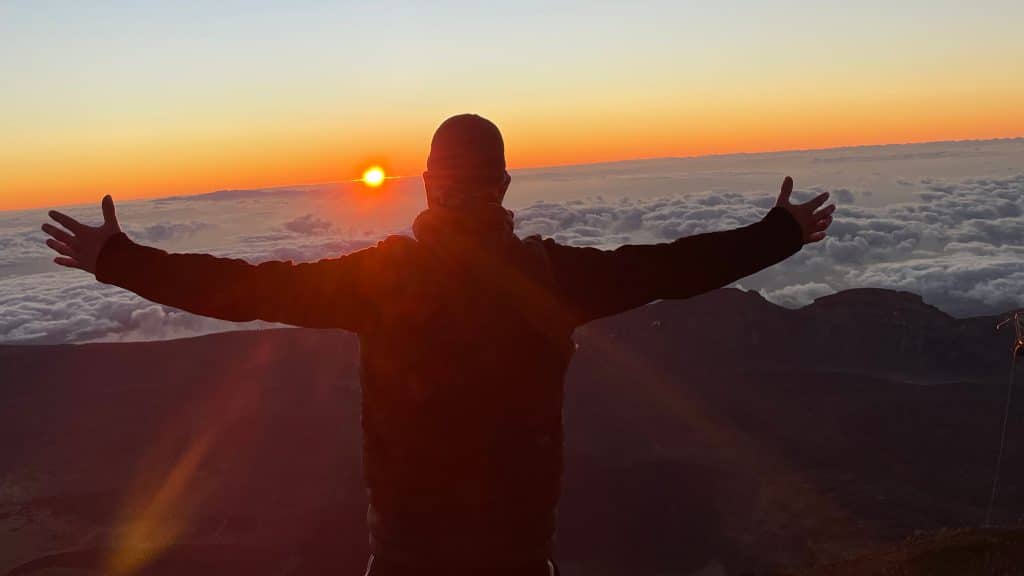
[
  {"left": 4, "top": 94, "right": 1020, "bottom": 211},
  {"left": 2, "top": 2, "right": 1022, "bottom": 211}
]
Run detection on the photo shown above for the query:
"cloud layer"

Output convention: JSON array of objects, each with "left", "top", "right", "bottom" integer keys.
[
  {"left": 2, "top": 140, "right": 1022, "bottom": 343},
  {"left": 513, "top": 173, "right": 1024, "bottom": 317}
]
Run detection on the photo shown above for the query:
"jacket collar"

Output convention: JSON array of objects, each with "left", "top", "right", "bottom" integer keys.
[{"left": 412, "top": 204, "right": 515, "bottom": 246}]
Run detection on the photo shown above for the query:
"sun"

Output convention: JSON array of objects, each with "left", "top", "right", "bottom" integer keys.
[{"left": 362, "top": 166, "right": 386, "bottom": 187}]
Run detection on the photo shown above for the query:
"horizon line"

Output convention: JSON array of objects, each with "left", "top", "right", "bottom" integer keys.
[{"left": 5, "top": 134, "right": 1022, "bottom": 213}]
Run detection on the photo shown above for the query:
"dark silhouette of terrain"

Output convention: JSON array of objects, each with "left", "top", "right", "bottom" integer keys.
[{"left": 2, "top": 287, "right": 1022, "bottom": 575}]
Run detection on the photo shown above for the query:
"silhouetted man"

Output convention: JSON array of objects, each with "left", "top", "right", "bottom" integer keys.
[{"left": 43, "top": 114, "right": 834, "bottom": 576}]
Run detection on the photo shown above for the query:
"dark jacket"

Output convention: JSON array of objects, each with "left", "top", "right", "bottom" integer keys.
[{"left": 96, "top": 203, "right": 803, "bottom": 569}]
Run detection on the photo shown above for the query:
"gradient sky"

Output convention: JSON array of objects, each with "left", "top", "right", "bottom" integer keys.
[{"left": 2, "top": 0, "right": 1022, "bottom": 210}]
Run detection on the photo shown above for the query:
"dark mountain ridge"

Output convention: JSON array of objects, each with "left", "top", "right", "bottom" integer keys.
[{"left": 1, "top": 288, "right": 1020, "bottom": 575}]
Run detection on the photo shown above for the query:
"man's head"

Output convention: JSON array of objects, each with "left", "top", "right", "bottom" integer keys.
[{"left": 423, "top": 114, "right": 511, "bottom": 209}]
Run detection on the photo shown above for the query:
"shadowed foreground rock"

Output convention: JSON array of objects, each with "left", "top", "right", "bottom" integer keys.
[
  {"left": 796, "top": 528, "right": 1024, "bottom": 576},
  {"left": 2, "top": 288, "right": 1022, "bottom": 575}
]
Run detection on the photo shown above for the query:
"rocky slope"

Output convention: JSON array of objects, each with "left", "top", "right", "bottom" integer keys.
[{"left": 1, "top": 288, "right": 1020, "bottom": 575}]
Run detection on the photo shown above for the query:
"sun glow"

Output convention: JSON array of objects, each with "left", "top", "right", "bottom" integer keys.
[{"left": 362, "top": 166, "right": 386, "bottom": 187}]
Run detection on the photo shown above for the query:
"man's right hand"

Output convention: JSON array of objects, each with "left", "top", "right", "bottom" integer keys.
[{"left": 41, "top": 195, "right": 122, "bottom": 274}]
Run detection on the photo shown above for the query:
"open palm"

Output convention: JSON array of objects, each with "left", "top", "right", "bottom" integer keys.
[
  {"left": 41, "top": 195, "right": 121, "bottom": 274},
  {"left": 775, "top": 176, "right": 835, "bottom": 244}
]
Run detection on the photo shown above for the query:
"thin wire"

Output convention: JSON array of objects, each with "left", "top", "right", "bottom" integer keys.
[
  {"left": 986, "top": 340, "right": 1020, "bottom": 526},
  {"left": 986, "top": 312, "right": 1023, "bottom": 525}
]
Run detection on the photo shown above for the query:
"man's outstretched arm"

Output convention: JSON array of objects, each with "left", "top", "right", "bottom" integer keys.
[
  {"left": 544, "top": 177, "right": 835, "bottom": 326},
  {"left": 42, "top": 196, "right": 380, "bottom": 331}
]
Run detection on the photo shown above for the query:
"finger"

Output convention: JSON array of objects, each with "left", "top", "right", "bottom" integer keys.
[
  {"left": 45, "top": 238, "right": 77, "bottom": 258},
  {"left": 813, "top": 203, "right": 837, "bottom": 219},
  {"left": 803, "top": 191, "right": 830, "bottom": 211},
  {"left": 807, "top": 231, "right": 827, "bottom": 243},
  {"left": 48, "top": 210, "right": 87, "bottom": 234},
  {"left": 54, "top": 256, "right": 84, "bottom": 270},
  {"left": 776, "top": 176, "right": 794, "bottom": 206},
  {"left": 41, "top": 223, "right": 78, "bottom": 246},
  {"left": 101, "top": 195, "right": 118, "bottom": 227},
  {"left": 815, "top": 216, "right": 833, "bottom": 231}
]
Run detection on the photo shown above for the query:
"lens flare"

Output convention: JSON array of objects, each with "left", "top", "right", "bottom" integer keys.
[
  {"left": 362, "top": 166, "right": 386, "bottom": 187},
  {"left": 107, "top": 433, "right": 213, "bottom": 575}
]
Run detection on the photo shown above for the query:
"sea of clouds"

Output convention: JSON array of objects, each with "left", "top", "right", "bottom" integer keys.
[{"left": 2, "top": 138, "right": 1022, "bottom": 344}]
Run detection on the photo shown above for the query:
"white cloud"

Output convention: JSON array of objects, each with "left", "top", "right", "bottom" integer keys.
[
  {"left": 760, "top": 282, "right": 836, "bottom": 308},
  {"left": 0, "top": 190, "right": 378, "bottom": 344},
  {"left": 2, "top": 139, "right": 1022, "bottom": 343},
  {"left": 0, "top": 271, "right": 276, "bottom": 344},
  {"left": 127, "top": 221, "right": 215, "bottom": 243},
  {"left": 283, "top": 213, "right": 333, "bottom": 235},
  {"left": 512, "top": 172, "right": 1024, "bottom": 316}
]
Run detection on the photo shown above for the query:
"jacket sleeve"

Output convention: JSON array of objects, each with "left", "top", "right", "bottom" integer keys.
[
  {"left": 542, "top": 206, "right": 804, "bottom": 326},
  {"left": 95, "top": 232, "right": 383, "bottom": 332}
]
